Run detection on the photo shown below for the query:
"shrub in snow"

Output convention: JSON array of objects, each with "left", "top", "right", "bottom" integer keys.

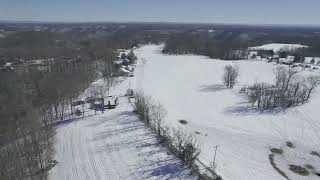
[
  {"left": 179, "top": 119, "right": 188, "bottom": 125},
  {"left": 286, "top": 141, "right": 295, "bottom": 148},
  {"left": 171, "top": 128, "right": 200, "bottom": 167}
]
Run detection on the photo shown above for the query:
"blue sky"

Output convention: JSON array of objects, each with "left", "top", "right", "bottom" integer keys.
[{"left": 0, "top": 0, "right": 319, "bottom": 25}]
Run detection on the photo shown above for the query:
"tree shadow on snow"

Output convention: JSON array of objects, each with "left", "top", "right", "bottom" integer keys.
[
  {"left": 150, "top": 163, "right": 184, "bottom": 178},
  {"left": 86, "top": 111, "right": 135, "bottom": 127},
  {"left": 53, "top": 114, "right": 97, "bottom": 127},
  {"left": 224, "top": 105, "right": 286, "bottom": 116},
  {"left": 92, "top": 123, "right": 145, "bottom": 141},
  {"left": 198, "top": 84, "right": 227, "bottom": 93},
  {"left": 136, "top": 158, "right": 188, "bottom": 179}
]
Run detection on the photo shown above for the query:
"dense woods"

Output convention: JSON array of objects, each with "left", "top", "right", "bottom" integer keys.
[
  {"left": 162, "top": 26, "right": 320, "bottom": 60},
  {"left": 0, "top": 44, "right": 111, "bottom": 180},
  {"left": 0, "top": 24, "right": 166, "bottom": 180},
  {"left": 162, "top": 32, "right": 249, "bottom": 60}
]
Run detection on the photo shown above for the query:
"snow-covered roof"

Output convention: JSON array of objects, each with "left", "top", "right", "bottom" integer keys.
[
  {"left": 305, "top": 57, "right": 320, "bottom": 64},
  {"left": 124, "top": 65, "right": 133, "bottom": 72},
  {"left": 4, "top": 62, "right": 13, "bottom": 67},
  {"left": 94, "top": 101, "right": 101, "bottom": 105},
  {"left": 113, "top": 60, "right": 123, "bottom": 65},
  {"left": 280, "top": 58, "right": 289, "bottom": 63},
  {"left": 120, "top": 68, "right": 130, "bottom": 73},
  {"left": 248, "top": 51, "right": 258, "bottom": 58},
  {"left": 287, "top": 56, "right": 295, "bottom": 62}
]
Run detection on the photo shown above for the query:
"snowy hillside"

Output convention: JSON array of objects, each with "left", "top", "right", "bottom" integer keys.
[
  {"left": 134, "top": 45, "right": 320, "bottom": 180},
  {"left": 250, "top": 43, "right": 307, "bottom": 52},
  {"left": 48, "top": 78, "right": 195, "bottom": 180}
]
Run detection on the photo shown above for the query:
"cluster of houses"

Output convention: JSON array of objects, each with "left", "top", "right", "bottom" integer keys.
[
  {"left": 70, "top": 48, "right": 139, "bottom": 118},
  {"left": 23, "top": 58, "right": 55, "bottom": 66},
  {"left": 249, "top": 51, "right": 320, "bottom": 70}
]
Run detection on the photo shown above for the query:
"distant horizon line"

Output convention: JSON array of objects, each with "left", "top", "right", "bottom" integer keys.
[{"left": 1, "top": 19, "right": 320, "bottom": 28}]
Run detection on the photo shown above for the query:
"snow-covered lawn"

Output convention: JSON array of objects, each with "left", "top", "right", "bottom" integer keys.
[
  {"left": 134, "top": 45, "right": 320, "bottom": 180},
  {"left": 49, "top": 79, "right": 195, "bottom": 180},
  {"left": 250, "top": 43, "right": 307, "bottom": 52}
]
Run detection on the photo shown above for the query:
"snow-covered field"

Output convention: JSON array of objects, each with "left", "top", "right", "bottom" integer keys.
[
  {"left": 134, "top": 45, "right": 320, "bottom": 180},
  {"left": 250, "top": 43, "right": 307, "bottom": 52},
  {"left": 48, "top": 78, "right": 195, "bottom": 180}
]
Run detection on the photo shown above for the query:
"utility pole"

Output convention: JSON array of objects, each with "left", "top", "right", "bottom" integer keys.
[{"left": 213, "top": 145, "right": 219, "bottom": 169}]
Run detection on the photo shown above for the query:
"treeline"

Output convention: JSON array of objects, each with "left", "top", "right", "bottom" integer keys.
[
  {"left": 133, "top": 93, "right": 221, "bottom": 179},
  {"left": 284, "top": 43, "right": 320, "bottom": 61},
  {"left": 0, "top": 28, "right": 167, "bottom": 65},
  {"left": 162, "top": 32, "right": 248, "bottom": 60},
  {"left": 242, "top": 67, "right": 320, "bottom": 109}
]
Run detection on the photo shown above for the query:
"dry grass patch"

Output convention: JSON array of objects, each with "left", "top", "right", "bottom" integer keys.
[
  {"left": 289, "top": 165, "right": 309, "bottom": 176},
  {"left": 304, "top": 164, "right": 314, "bottom": 170},
  {"left": 270, "top": 148, "right": 283, "bottom": 154},
  {"left": 268, "top": 154, "right": 290, "bottom": 180}
]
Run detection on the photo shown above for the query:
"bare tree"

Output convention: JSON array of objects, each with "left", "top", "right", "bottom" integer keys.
[
  {"left": 223, "top": 65, "right": 239, "bottom": 88},
  {"left": 150, "top": 103, "right": 167, "bottom": 137},
  {"left": 245, "top": 67, "right": 320, "bottom": 109},
  {"left": 171, "top": 129, "right": 201, "bottom": 167},
  {"left": 134, "top": 92, "right": 152, "bottom": 125},
  {"left": 304, "top": 75, "right": 320, "bottom": 101}
]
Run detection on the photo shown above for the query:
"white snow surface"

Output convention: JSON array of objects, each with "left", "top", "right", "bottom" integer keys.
[
  {"left": 133, "top": 45, "right": 320, "bottom": 180},
  {"left": 49, "top": 78, "right": 195, "bottom": 180},
  {"left": 250, "top": 43, "right": 307, "bottom": 52}
]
